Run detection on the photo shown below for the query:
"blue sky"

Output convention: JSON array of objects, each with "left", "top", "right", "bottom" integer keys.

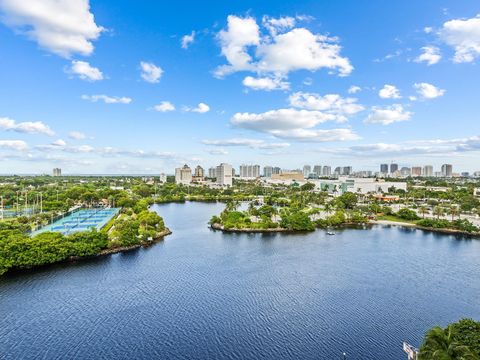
[{"left": 0, "top": 0, "right": 479, "bottom": 174}]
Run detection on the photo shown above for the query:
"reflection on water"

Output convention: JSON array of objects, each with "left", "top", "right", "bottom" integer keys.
[{"left": 1, "top": 201, "right": 479, "bottom": 360}]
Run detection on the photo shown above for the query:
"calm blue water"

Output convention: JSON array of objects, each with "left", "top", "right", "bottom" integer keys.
[{"left": 1, "top": 202, "right": 479, "bottom": 359}]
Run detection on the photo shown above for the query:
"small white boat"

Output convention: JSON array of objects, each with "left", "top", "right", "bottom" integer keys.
[{"left": 327, "top": 231, "right": 335, "bottom": 235}]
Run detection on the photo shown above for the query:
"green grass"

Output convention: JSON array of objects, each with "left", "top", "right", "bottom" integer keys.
[{"left": 376, "top": 215, "right": 418, "bottom": 224}]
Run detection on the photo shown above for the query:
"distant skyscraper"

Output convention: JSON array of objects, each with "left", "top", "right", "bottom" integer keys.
[
  {"left": 322, "top": 166, "right": 331, "bottom": 176},
  {"left": 390, "top": 163, "right": 398, "bottom": 173},
  {"left": 401, "top": 167, "right": 411, "bottom": 176},
  {"left": 159, "top": 173, "right": 167, "bottom": 183},
  {"left": 175, "top": 164, "right": 192, "bottom": 185},
  {"left": 342, "top": 166, "right": 352, "bottom": 175},
  {"left": 423, "top": 165, "right": 433, "bottom": 177},
  {"left": 263, "top": 166, "right": 273, "bottom": 178},
  {"left": 334, "top": 167, "right": 341, "bottom": 176},
  {"left": 208, "top": 167, "right": 216, "bottom": 179},
  {"left": 411, "top": 167, "right": 422, "bottom": 177},
  {"left": 380, "top": 164, "right": 388, "bottom": 173},
  {"left": 53, "top": 168, "right": 61, "bottom": 177},
  {"left": 240, "top": 164, "right": 260, "bottom": 178},
  {"left": 194, "top": 165, "right": 204, "bottom": 178},
  {"left": 441, "top": 164, "right": 453, "bottom": 177},
  {"left": 313, "top": 165, "right": 322, "bottom": 177},
  {"left": 302, "top": 165, "right": 311, "bottom": 178},
  {"left": 216, "top": 163, "right": 233, "bottom": 186},
  {"left": 272, "top": 167, "right": 281, "bottom": 175}
]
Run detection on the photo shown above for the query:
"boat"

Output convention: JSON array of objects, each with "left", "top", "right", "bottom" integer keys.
[{"left": 327, "top": 231, "right": 335, "bottom": 235}]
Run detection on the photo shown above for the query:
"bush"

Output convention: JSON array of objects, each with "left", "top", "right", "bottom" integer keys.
[{"left": 397, "top": 208, "right": 420, "bottom": 221}]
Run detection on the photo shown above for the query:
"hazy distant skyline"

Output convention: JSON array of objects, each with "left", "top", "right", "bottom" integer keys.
[{"left": 0, "top": 0, "right": 479, "bottom": 174}]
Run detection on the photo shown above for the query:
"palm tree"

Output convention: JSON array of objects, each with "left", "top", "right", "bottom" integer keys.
[
  {"left": 324, "top": 201, "right": 334, "bottom": 217},
  {"left": 433, "top": 206, "right": 445, "bottom": 220},
  {"left": 448, "top": 205, "right": 459, "bottom": 221},
  {"left": 419, "top": 205, "right": 429, "bottom": 219},
  {"left": 419, "top": 326, "right": 479, "bottom": 360}
]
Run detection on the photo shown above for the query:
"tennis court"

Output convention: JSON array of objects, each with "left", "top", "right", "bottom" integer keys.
[{"left": 32, "top": 208, "right": 120, "bottom": 236}]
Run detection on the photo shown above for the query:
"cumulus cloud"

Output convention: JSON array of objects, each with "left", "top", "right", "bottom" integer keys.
[
  {"left": 439, "top": 14, "right": 480, "bottom": 63},
  {"left": 153, "top": 101, "right": 175, "bottom": 112},
  {"left": 140, "top": 61, "right": 163, "bottom": 83},
  {"left": 348, "top": 85, "right": 361, "bottom": 94},
  {"left": 414, "top": 82, "right": 445, "bottom": 99},
  {"left": 214, "top": 15, "right": 352, "bottom": 81},
  {"left": 0, "top": 116, "right": 54, "bottom": 135},
  {"left": 81, "top": 94, "right": 132, "bottom": 104},
  {"left": 52, "top": 139, "right": 66, "bottom": 146},
  {"left": 68, "top": 131, "right": 86, "bottom": 140},
  {"left": 364, "top": 104, "right": 412, "bottom": 125},
  {"left": 0, "top": 0, "right": 104, "bottom": 57},
  {"left": 68, "top": 60, "right": 103, "bottom": 81},
  {"left": 0, "top": 140, "right": 28, "bottom": 151},
  {"left": 379, "top": 84, "right": 401, "bottom": 99},
  {"left": 242, "top": 75, "right": 289, "bottom": 91},
  {"left": 186, "top": 103, "right": 210, "bottom": 113},
  {"left": 414, "top": 46, "right": 441, "bottom": 65},
  {"left": 230, "top": 107, "right": 358, "bottom": 142},
  {"left": 181, "top": 31, "right": 195, "bottom": 49},
  {"left": 288, "top": 92, "right": 364, "bottom": 121},
  {"left": 202, "top": 138, "right": 290, "bottom": 149}
]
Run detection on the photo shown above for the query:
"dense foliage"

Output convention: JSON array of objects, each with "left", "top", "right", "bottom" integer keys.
[{"left": 419, "top": 319, "right": 480, "bottom": 359}]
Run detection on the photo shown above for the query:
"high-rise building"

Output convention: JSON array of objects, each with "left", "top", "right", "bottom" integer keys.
[
  {"left": 175, "top": 164, "right": 192, "bottom": 185},
  {"left": 423, "top": 165, "right": 433, "bottom": 177},
  {"left": 411, "top": 167, "right": 422, "bottom": 177},
  {"left": 342, "top": 166, "right": 352, "bottom": 176},
  {"left": 303, "top": 165, "right": 311, "bottom": 178},
  {"left": 441, "top": 164, "right": 453, "bottom": 177},
  {"left": 390, "top": 163, "right": 398, "bottom": 173},
  {"left": 334, "top": 167, "right": 341, "bottom": 176},
  {"left": 216, "top": 163, "right": 233, "bottom": 186},
  {"left": 272, "top": 167, "right": 281, "bottom": 175},
  {"left": 239, "top": 164, "right": 260, "bottom": 178},
  {"left": 53, "top": 168, "right": 61, "bottom": 177},
  {"left": 159, "top": 173, "right": 167, "bottom": 183},
  {"left": 208, "top": 167, "right": 217, "bottom": 179},
  {"left": 263, "top": 166, "right": 273, "bottom": 178},
  {"left": 401, "top": 167, "right": 411, "bottom": 176},
  {"left": 194, "top": 165, "right": 204, "bottom": 178},
  {"left": 322, "top": 166, "right": 331, "bottom": 176},
  {"left": 313, "top": 165, "right": 322, "bottom": 177},
  {"left": 380, "top": 164, "right": 388, "bottom": 173}
]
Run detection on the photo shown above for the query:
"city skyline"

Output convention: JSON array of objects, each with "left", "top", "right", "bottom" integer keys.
[{"left": 1, "top": 1, "right": 480, "bottom": 174}]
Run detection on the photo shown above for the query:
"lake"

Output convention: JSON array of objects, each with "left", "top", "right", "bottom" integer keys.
[{"left": 1, "top": 201, "right": 479, "bottom": 359}]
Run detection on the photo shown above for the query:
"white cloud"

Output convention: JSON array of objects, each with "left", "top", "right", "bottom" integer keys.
[
  {"left": 0, "top": 116, "right": 54, "bottom": 135},
  {"left": 288, "top": 92, "right": 364, "bottom": 121},
  {"left": 320, "top": 135, "right": 480, "bottom": 158},
  {"left": 348, "top": 85, "right": 361, "bottom": 94},
  {"left": 140, "top": 61, "right": 163, "bottom": 83},
  {"left": 52, "top": 139, "right": 66, "bottom": 146},
  {"left": 414, "top": 82, "right": 445, "bottom": 99},
  {"left": 0, "top": 140, "right": 28, "bottom": 151},
  {"left": 0, "top": 0, "right": 104, "bottom": 57},
  {"left": 242, "top": 75, "right": 289, "bottom": 91},
  {"left": 440, "top": 15, "right": 480, "bottom": 63},
  {"left": 181, "top": 31, "right": 195, "bottom": 49},
  {"left": 215, "top": 15, "right": 352, "bottom": 79},
  {"left": 364, "top": 104, "right": 412, "bottom": 125},
  {"left": 379, "top": 84, "right": 401, "bottom": 99},
  {"left": 215, "top": 15, "right": 260, "bottom": 77},
  {"left": 153, "top": 101, "right": 175, "bottom": 112},
  {"left": 230, "top": 108, "right": 358, "bottom": 142},
  {"left": 81, "top": 94, "right": 132, "bottom": 104},
  {"left": 262, "top": 15, "right": 296, "bottom": 35},
  {"left": 414, "top": 46, "right": 441, "bottom": 65},
  {"left": 68, "top": 60, "right": 103, "bottom": 81},
  {"left": 190, "top": 103, "right": 210, "bottom": 113},
  {"left": 202, "top": 138, "right": 290, "bottom": 149},
  {"left": 207, "top": 148, "right": 228, "bottom": 155},
  {"left": 68, "top": 131, "right": 86, "bottom": 140},
  {"left": 424, "top": 27, "right": 433, "bottom": 34}
]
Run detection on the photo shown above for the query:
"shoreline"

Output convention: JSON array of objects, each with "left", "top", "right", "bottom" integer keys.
[{"left": 368, "top": 220, "right": 480, "bottom": 237}]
